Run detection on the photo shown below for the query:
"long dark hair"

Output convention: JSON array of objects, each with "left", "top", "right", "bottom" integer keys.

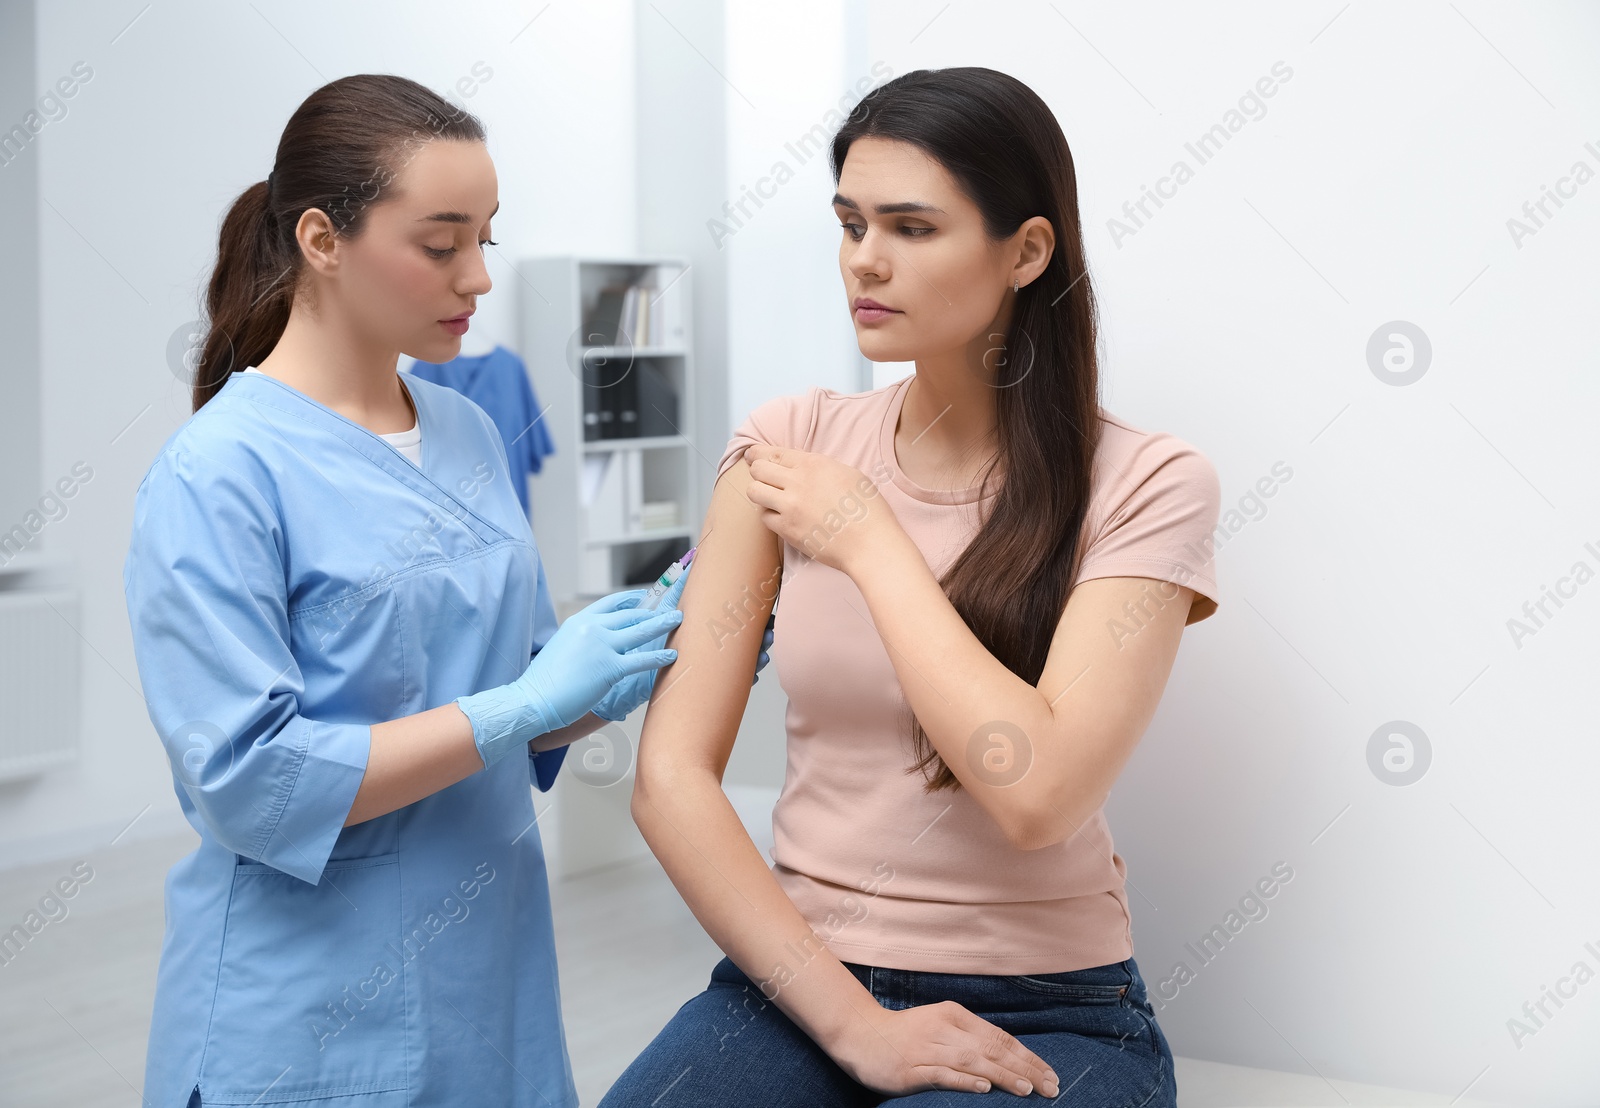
[
  {"left": 192, "top": 74, "right": 485, "bottom": 412},
  {"left": 831, "top": 67, "right": 1103, "bottom": 792}
]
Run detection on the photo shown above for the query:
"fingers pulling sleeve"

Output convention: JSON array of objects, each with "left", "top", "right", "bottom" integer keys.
[
  {"left": 122, "top": 449, "right": 372, "bottom": 885},
  {"left": 714, "top": 388, "right": 817, "bottom": 482}
]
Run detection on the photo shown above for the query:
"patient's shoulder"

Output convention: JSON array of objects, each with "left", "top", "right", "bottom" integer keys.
[
  {"left": 716, "top": 387, "right": 817, "bottom": 480},
  {"left": 715, "top": 380, "right": 904, "bottom": 480}
]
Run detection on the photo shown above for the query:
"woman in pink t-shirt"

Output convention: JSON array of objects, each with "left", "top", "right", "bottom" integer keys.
[{"left": 604, "top": 66, "right": 1220, "bottom": 1107}]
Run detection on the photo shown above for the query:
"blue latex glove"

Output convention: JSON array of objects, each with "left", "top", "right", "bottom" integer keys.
[
  {"left": 752, "top": 613, "right": 775, "bottom": 686},
  {"left": 593, "top": 564, "right": 691, "bottom": 721},
  {"left": 592, "top": 568, "right": 778, "bottom": 721},
  {"left": 456, "top": 589, "right": 683, "bottom": 767}
]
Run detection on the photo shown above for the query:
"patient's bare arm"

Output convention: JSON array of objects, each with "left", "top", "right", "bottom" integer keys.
[{"left": 629, "top": 457, "right": 1059, "bottom": 1100}]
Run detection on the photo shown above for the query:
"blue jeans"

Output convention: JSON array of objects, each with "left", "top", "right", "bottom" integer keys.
[{"left": 600, "top": 955, "right": 1176, "bottom": 1107}]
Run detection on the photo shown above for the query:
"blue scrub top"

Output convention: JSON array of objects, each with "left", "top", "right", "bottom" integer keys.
[{"left": 122, "top": 370, "right": 577, "bottom": 1107}]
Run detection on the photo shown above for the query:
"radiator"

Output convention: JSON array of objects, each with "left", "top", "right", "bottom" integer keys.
[{"left": 0, "top": 590, "right": 80, "bottom": 780}]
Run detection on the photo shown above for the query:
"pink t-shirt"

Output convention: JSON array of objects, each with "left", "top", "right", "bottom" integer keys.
[{"left": 714, "top": 374, "right": 1222, "bottom": 975}]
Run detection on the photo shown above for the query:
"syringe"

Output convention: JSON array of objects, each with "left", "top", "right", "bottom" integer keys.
[{"left": 640, "top": 547, "right": 695, "bottom": 610}]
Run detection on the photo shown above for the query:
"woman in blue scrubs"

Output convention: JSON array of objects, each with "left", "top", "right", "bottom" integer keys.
[{"left": 122, "top": 74, "right": 766, "bottom": 1107}]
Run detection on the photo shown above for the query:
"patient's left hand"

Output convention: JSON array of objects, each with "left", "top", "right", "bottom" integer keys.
[{"left": 742, "top": 443, "right": 897, "bottom": 574}]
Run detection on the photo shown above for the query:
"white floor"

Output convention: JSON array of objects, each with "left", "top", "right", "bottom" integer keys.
[{"left": 0, "top": 830, "right": 1506, "bottom": 1107}]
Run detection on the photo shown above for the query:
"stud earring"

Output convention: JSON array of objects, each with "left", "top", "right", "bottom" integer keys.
[{"left": 1013, "top": 278, "right": 1020, "bottom": 292}]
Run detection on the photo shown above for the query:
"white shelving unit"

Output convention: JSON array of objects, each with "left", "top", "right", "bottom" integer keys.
[
  {"left": 516, "top": 256, "right": 702, "bottom": 882},
  {"left": 517, "top": 255, "right": 698, "bottom": 609}
]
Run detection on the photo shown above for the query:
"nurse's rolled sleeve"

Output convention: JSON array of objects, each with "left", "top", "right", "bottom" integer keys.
[
  {"left": 530, "top": 747, "right": 567, "bottom": 792},
  {"left": 123, "top": 449, "right": 371, "bottom": 886},
  {"left": 526, "top": 556, "right": 568, "bottom": 793}
]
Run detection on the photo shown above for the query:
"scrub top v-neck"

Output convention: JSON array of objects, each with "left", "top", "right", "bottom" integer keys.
[
  {"left": 123, "top": 368, "right": 577, "bottom": 1106},
  {"left": 240, "top": 366, "right": 422, "bottom": 468}
]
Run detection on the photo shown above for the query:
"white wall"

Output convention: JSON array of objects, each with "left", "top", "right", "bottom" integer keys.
[
  {"left": 859, "top": 2, "right": 1600, "bottom": 1103},
  {"left": 2, "top": 0, "right": 639, "bottom": 859},
  {"left": 723, "top": 1, "right": 873, "bottom": 417}
]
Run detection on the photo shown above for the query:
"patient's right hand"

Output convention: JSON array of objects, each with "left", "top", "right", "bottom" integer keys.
[{"left": 829, "top": 1000, "right": 1061, "bottom": 1098}]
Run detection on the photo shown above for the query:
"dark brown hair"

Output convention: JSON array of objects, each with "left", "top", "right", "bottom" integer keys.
[
  {"left": 831, "top": 67, "right": 1103, "bottom": 791},
  {"left": 192, "top": 74, "right": 485, "bottom": 412}
]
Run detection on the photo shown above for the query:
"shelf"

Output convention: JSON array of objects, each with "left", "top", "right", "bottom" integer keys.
[
  {"left": 579, "top": 345, "right": 686, "bottom": 358},
  {"left": 582, "top": 435, "right": 689, "bottom": 452},
  {"left": 517, "top": 253, "right": 703, "bottom": 889},
  {"left": 583, "top": 526, "right": 694, "bottom": 548},
  {"left": 564, "top": 255, "right": 688, "bottom": 269},
  {"left": 0, "top": 552, "right": 54, "bottom": 577},
  {"left": 521, "top": 254, "right": 698, "bottom": 605}
]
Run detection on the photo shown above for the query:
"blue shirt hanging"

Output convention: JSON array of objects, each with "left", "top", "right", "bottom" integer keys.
[{"left": 409, "top": 345, "right": 556, "bottom": 515}]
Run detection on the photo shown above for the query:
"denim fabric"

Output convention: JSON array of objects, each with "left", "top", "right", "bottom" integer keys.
[{"left": 600, "top": 955, "right": 1175, "bottom": 1107}]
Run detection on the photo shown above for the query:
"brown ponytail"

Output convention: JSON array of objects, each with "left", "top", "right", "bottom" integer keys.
[{"left": 192, "top": 74, "right": 486, "bottom": 412}]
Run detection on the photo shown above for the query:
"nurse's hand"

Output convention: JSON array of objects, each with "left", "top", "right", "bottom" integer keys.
[
  {"left": 754, "top": 614, "right": 775, "bottom": 685},
  {"left": 591, "top": 570, "right": 776, "bottom": 722},
  {"left": 455, "top": 590, "right": 683, "bottom": 768},
  {"left": 592, "top": 564, "right": 689, "bottom": 722}
]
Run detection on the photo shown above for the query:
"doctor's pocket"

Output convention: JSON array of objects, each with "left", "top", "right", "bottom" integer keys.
[{"left": 200, "top": 853, "right": 410, "bottom": 1105}]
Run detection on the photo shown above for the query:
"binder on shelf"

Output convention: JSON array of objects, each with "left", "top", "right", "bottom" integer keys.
[
  {"left": 614, "top": 361, "right": 638, "bottom": 439},
  {"left": 582, "top": 347, "right": 637, "bottom": 441},
  {"left": 607, "top": 352, "right": 636, "bottom": 440},
  {"left": 581, "top": 269, "right": 685, "bottom": 349},
  {"left": 584, "top": 286, "right": 629, "bottom": 347},
  {"left": 584, "top": 355, "right": 679, "bottom": 442},
  {"left": 636, "top": 363, "right": 679, "bottom": 438},
  {"left": 618, "top": 286, "right": 639, "bottom": 345},
  {"left": 584, "top": 283, "right": 650, "bottom": 347},
  {"left": 580, "top": 352, "right": 604, "bottom": 441}
]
